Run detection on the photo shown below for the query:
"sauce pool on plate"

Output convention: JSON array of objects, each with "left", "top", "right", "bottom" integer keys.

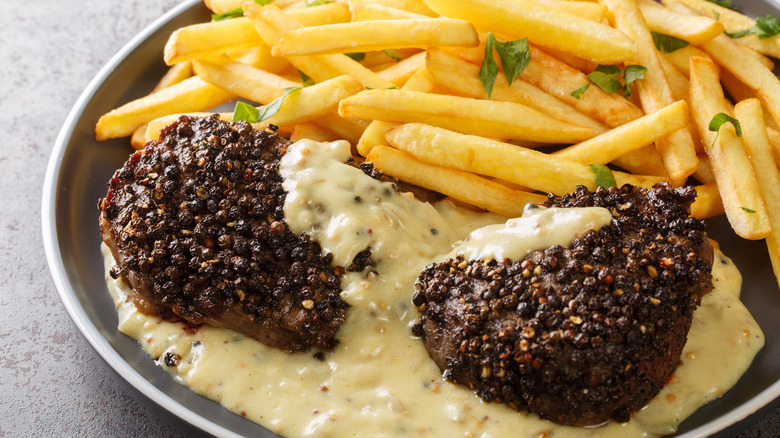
[{"left": 103, "top": 139, "right": 763, "bottom": 437}]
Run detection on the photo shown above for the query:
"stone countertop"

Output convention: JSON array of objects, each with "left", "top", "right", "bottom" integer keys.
[{"left": 1, "top": 0, "right": 779, "bottom": 437}]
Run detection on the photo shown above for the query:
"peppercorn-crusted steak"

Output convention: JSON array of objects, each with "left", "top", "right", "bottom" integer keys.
[
  {"left": 413, "top": 184, "right": 714, "bottom": 426},
  {"left": 99, "top": 115, "right": 349, "bottom": 351}
]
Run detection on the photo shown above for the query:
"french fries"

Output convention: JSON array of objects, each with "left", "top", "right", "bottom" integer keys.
[
  {"left": 347, "top": 0, "right": 437, "bottom": 17},
  {"left": 734, "top": 99, "right": 780, "bottom": 287},
  {"left": 423, "top": 0, "right": 636, "bottom": 64},
  {"left": 96, "top": 76, "right": 236, "bottom": 141},
  {"left": 386, "top": 123, "right": 665, "bottom": 195},
  {"left": 192, "top": 56, "right": 299, "bottom": 104},
  {"left": 165, "top": 4, "right": 350, "bottom": 65},
  {"left": 95, "top": 0, "right": 780, "bottom": 289},
  {"left": 339, "top": 90, "right": 594, "bottom": 143},
  {"left": 367, "top": 145, "right": 545, "bottom": 217},
  {"left": 688, "top": 56, "right": 770, "bottom": 240},
  {"left": 637, "top": 0, "right": 723, "bottom": 46},
  {"left": 665, "top": 0, "right": 780, "bottom": 59},
  {"left": 553, "top": 100, "right": 689, "bottom": 165},
  {"left": 145, "top": 75, "right": 363, "bottom": 141},
  {"left": 425, "top": 49, "right": 609, "bottom": 135},
  {"left": 244, "top": 2, "right": 396, "bottom": 89},
  {"left": 271, "top": 18, "right": 478, "bottom": 56},
  {"left": 355, "top": 66, "right": 437, "bottom": 156},
  {"left": 601, "top": 0, "right": 698, "bottom": 182}
]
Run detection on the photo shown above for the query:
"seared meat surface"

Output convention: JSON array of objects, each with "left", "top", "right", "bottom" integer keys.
[
  {"left": 413, "top": 184, "right": 714, "bottom": 426},
  {"left": 99, "top": 115, "right": 347, "bottom": 351}
]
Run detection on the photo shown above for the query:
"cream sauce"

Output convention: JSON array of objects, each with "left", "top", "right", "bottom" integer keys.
[
  {"left": 103, "top": 139, "right": 764, "bottom": 438},
  {"left": 447, "top": 203, "right": 612, "bottom": 262}
]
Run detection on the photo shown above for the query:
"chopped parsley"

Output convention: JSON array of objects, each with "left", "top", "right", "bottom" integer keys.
[
  {"left": 383, "top": 49, "right": 402, "bottom": 62},
  {"left": 651, "top": 31, "right": 690, "bottom": 53},
  {"left": 570, "top": 84, "right": 590, "bottom": 99},
  {"left": 298, "top": 70, "right": 315, "bottom": 87},
  {"left": 233, "top": 102, "right": 260, "bottom": 122},
  {"left": 709, "top": 112, "right": 742, "bottom": 137},
  {"left": 233, "top": 87, "right": 301, "bottom": 123},
  {"left": 741, "top": 206, "right": 757, "bottom": 213},
  {"left": 345, "top": 52, "right": 366, "bottom": 62},
  {"left": 588, "top": 163, "right": 617, "bottom": 188},
  {"left": 478, "top": 33, "right": 530, "bottom": 98},
  {"left": 212, "top": 7, "right": 244, "bottom": 21},
  {"left": 726, "top": 16, "right": 780, "bottom": 39},
  {"left": 584, "top": 64, "right": 647, "bottom": 97},
  {"left": 708, "top": 112, "right": 742, "bottom": 148}
]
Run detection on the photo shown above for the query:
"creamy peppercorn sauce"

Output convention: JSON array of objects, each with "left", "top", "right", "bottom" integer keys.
[{"left": 103, "top": 139, "right": 763, "bottom": 437}]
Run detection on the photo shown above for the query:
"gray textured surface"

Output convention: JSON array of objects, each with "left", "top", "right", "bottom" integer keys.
[
  {"left": 0, "top": 1, "right": 198, "bottom": 436},
  {"left": 2, "top": 0, "right": 780, "bottom": 437}
]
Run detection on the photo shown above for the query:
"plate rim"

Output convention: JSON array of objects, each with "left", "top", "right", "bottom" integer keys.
[
  {"left": 41, "top": 1, "right": 241, "bottom": 436},
  {"left": 40, "top": 0, "right": 780, "bottom": 437}
]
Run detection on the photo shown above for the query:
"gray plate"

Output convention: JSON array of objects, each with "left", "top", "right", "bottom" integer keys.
[{"left": 41, "top": 0, "right": 780, "bottom": 436}]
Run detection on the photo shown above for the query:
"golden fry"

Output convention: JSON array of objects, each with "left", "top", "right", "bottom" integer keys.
[
  {"left": 271, "top": 18, "right": 478, "bottom": 56},
  {"left": 339, "top": 90, "right": 595, "bottom": 143},
  {"left": 688, "top": 56, "right": 770, "bottom": 239},
  {"left": 637, "top": 0, "right": 723, "bottom": 45},
  {"left": 290, "top": 122, "right": 341, "bottom": 143},
  {"left": 367, "top": 145, "right": 545, "bottom": 217},
  {"left": 601, "top": 0, "right": 698, "bottom": 182},
  {"left": 243, "top": 2, "right": 395, "bottom": 89},
  {"left": 347, "top": 0, "right": 437, "bottom": 16},
  {"left": 193, "top": 56, "right": 299, "bottom": 104},
  {"left": 96, "top": 76, "right": 236, "bottom": 140},
  {"left": 386, "top": 123, "right": 665, "bottom": 195},
  {"left": 376, "top": 52, "right": 426, "bottom": 87},
  {"left": 734, "top": 98, "right": 780, "bottom": 287},
  {"left": 690, "top": 182, "right": 725, "bottom": 219},
  {"left": 425, "top": 49, "right": 608, "bottom": 135},
  {"left": 350, "top": 3, "right": 431, "bottom": 21},
  {"left": 424, "top": 0, "right": 635, "bottom": 64},
  {"left": 145, "top": 75, "right": 363, "bottom": 141},
  {"left": 700, "top": 33, "right": 780, "bottom": 131},
  {"left": 355, "top": 67, "right": 436, "bottom": 156},
  {"left": 665, "top": 0, "right": 780, "bottom": 59},
  {"left": 553, "top": 100, "right": 689, "bottom": 165}
]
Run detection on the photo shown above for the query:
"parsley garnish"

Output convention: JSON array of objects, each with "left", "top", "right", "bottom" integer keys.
[
  {"left": 741, "top": 206, "right": 757, "bottom": 213},
  {"left": 211, "top": 0, "right": 274, "bottom": 21},
  {"left": 298, "top": 70, "right": 315, "bottom": 87},
  {"left": 726, "top": 16, "right": 780, "bottom": 39},
  {"left": 233, "top": 87, "right": 301, "bottom": 123},
  {"left": 383, "top": 49, "right": 402, "bottom": 62},
  {"left": 585, "top": 64, "right": 646, "bottom": 97},
  {"left": 588, "top": 163, "right": 617, "bottom": 188},
  {"left": 708, "top": 112, "right": 742, "bottom": 148},
  {"left": 345, "top": 52, "right": 366, "bottom": 62},
  {"left": 651, "top": 31, "right": 690, "bottom": 53},
  {"left": 305, "top": 0, "right": 334, "bottom": 5},
  {"left": 571, "top": 84, "right": 590, "bottom": 99},
  {"left": 233, "top": 102, "right": 260, "bottom": 122},
  {"left": 212, "top": 7, "right": 244, "bottom": 21},
  {"left": 709, "top": 112, "right": 742, "bottom": 136},
  {"left": 478, "top": 33, "right": 530, "bottom": 98}
]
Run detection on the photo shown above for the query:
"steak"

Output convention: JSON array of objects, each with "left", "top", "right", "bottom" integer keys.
[
  {"left": 412, "top": 183, "right": 714, "bottom": 426},
  {"left": 99, "top": 115, "right": 349, "bottom": 351}
]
